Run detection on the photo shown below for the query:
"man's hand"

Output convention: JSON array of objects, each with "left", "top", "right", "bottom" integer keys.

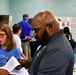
[
  {"left": 22, "top": 36, "right": 32, "bottom": 40},
  {"left": 17, "top": 59, "right": 32, "bottom": 69},
  {"left": 25, "top": 36, "right": 32, "bottom": 40}
]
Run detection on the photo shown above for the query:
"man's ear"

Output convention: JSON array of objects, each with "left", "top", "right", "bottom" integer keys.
[{"left": 46, "top": 23, "right": 52, "bottom": 31}]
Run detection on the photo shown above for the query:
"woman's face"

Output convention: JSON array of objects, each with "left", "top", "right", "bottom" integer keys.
[{"left": 0, "top": 30, "right": 7, "bottom": 45}]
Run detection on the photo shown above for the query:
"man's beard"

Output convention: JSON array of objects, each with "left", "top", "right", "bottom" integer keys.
[
  {"left": 35, "top": 29, "right": 49, "bottom": 46},
  {"left": 41, "top": 29, "right": 49, "bottom": 46}
]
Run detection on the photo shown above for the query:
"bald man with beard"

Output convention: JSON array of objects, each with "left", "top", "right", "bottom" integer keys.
[{"left": 19, "top": 10, "right": 74, "bottom": 75}]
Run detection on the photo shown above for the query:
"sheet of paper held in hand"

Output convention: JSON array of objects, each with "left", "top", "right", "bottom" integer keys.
[{"left": 0, "top": 56, "right": 30, "bottom": 75}]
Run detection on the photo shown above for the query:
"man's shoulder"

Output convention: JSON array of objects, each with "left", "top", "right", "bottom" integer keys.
[
  {"left": 13, "top": 34, "right": 20, "bottom": 41},
  {"left": 18, "top": 20, "right": 24, "bottom": 24},
  {"left": 18, "top": 20, "right": 28, "bottom": 25}
]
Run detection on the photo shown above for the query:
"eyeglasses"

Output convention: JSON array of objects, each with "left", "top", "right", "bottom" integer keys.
[{"left": 0, "top": 34, "right": 6, "bottom": 38}]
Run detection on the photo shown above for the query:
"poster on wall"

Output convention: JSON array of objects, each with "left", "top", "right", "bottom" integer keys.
[
  {"left": 55, "top": 16, "right": 76, "bottom": 41},
  {"left": 55, "top": 17, "right": 71, "bottom": 30},
  {"left": 70, "top": 17, "right": 76, "bottom": 41}
]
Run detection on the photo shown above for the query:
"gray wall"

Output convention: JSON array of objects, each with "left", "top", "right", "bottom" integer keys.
[
  {"left": 10, "top": 0, "right": 76, "bottom": 25},
  {"left": 0, "top": 0, "right": 9, "bottom": 14},
  {"left": 0, "top": 0, "right": 76, "bottom": 26}
]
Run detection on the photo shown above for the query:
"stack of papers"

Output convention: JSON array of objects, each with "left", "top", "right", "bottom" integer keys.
[{"left": 0, "top": 56, "right": 29, "bottom": 75}]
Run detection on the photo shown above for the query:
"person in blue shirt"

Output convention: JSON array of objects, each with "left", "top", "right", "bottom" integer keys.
[
  {"left": 0, "top": 24, "right": 21, "bottom": 67},
  {"left": 18, "top": 14, "right": 32, "bottom": 59}
]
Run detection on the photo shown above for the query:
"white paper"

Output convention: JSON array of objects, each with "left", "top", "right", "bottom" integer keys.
[
  {"left": 10, "top": 67, "right": 30, "bottom": 75},
  {"left": 0, "top": 56, "right": 20, "bottom": 72},
  {"left": 0, "top": 56, "right": 30, "bottom": 75}
]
